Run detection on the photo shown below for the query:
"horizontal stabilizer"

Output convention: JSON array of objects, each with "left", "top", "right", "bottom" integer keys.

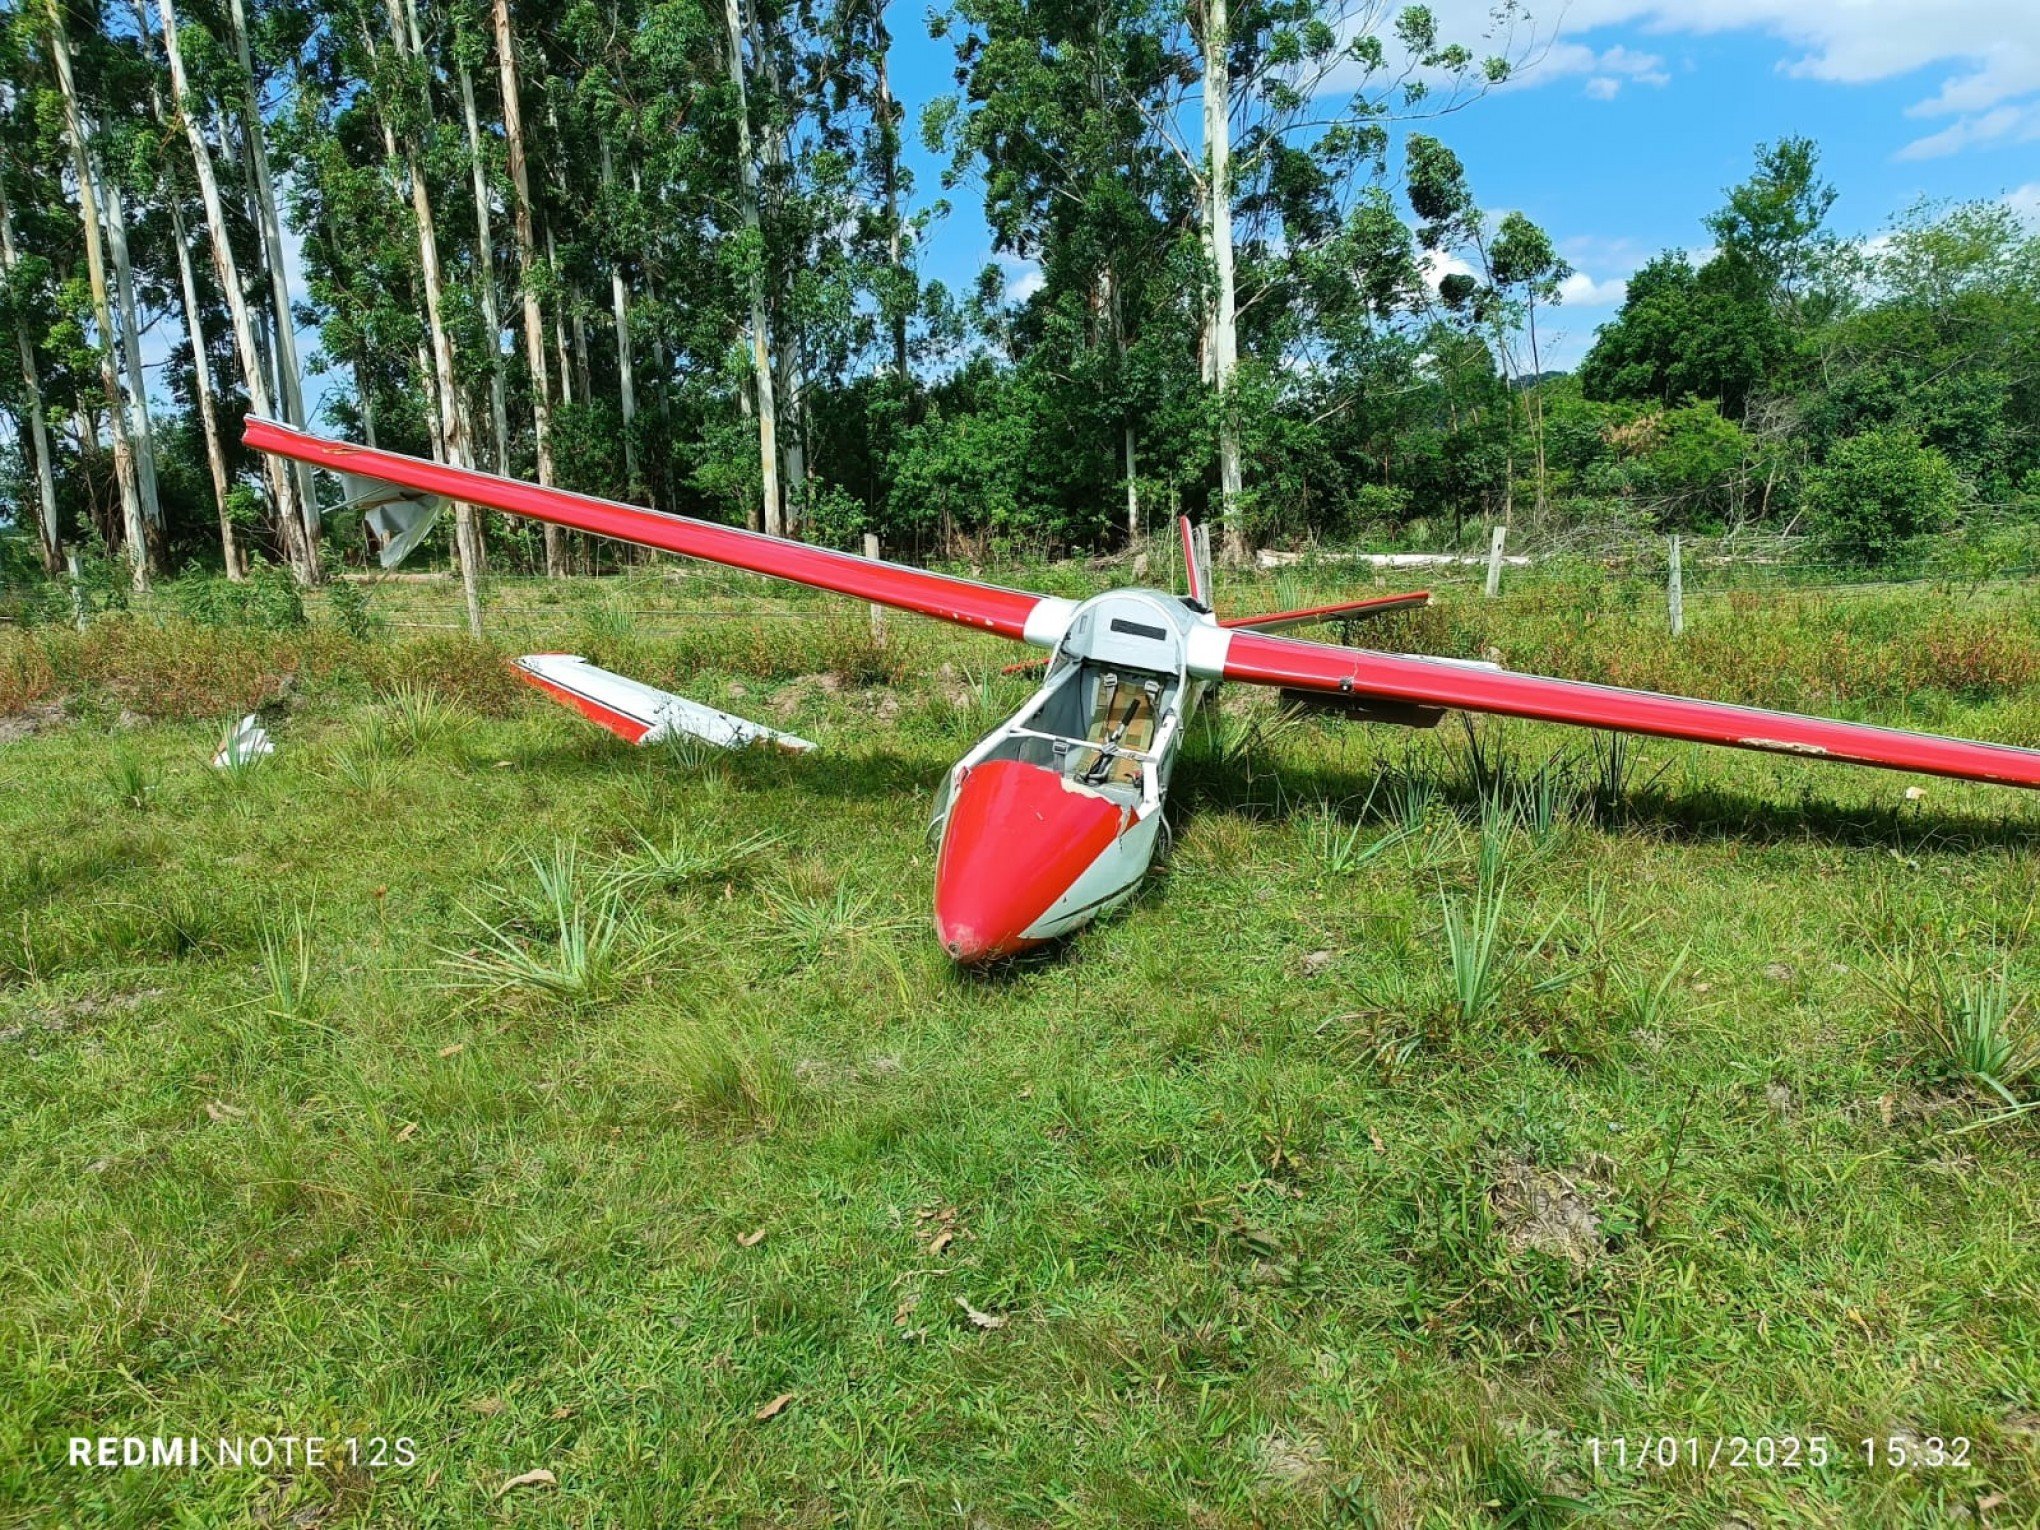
[
  {"left": 513, "top": 654, "right": 816, "bottom": 753},
  {"left": 1221, "top": 590, "right": 1430, "bottom": 633}
]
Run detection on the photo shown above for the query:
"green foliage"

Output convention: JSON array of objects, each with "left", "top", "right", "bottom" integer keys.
[
  {"left": 168, "top": 564, "right": 307, "bottom": 631},
  {"left": 1804, "top": 427, "right": 1964, "bottom": 563}
]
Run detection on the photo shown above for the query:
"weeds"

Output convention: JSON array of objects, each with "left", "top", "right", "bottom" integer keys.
[
  {"left": 1610, "top": 943, "right": 1691, "bottom": 1031},
  {"left": 1587, "top": 731, "right": 1634, "bottom": 819},
  {"left": 1442, "top": 878, "right": 1512, "bottom": 1024},
  {"left": 258, "top": 903, "right": 316, "bottom": 1019},
  {"left": 1924, "top": 967, "right": 2033, "bottom": 1104},
  {"left": 445, "top": 843, "right": 666, "bottom": 1003},
  {"left": 1515, "top": 754, "right": 1579, "bottom": 841},
  {"left": 1302, "top": 801, "right": 1408, "bottom": 876},
  {"left": 104, "top": 750, "right": 154, "bottom": 811},
  {"left": 613, "top": 828, "right": 783, "bottom": 892},
  {"left": 760, "top": 880, "right": 905, "bottom": 969},
  {"left": 1475, "top": 794, "right": 1515, "bottom": 889},
  {"left": 384, "top": 681, "right": 462, "bottom": 754}
]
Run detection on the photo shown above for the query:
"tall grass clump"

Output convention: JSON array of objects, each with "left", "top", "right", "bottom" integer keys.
[
  {"left": 258, "top": 903, "right": 316, "bottom": 1019},
  {"left": 1867, "top": 947, "right": 2037, "bottom": 1105},
  {"left": 445, "top": 843, "right": 666, "bottom": 1004},
  {"left": 1920, "top": 967, "right": 2034, "bottom": 1105},
  {"left": 1301, "top": 799, "right": 1407, "bottom": 876},
  {"left": 1441, "top": 878, "right": 1511, "bottom": 1024}
]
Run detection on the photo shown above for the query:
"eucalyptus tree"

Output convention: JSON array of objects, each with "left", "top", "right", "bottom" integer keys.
[
  {"left": 47, "top": 0, "right": 150, "bottom": 582},
  {"left": 131, "top": 0, "right": 240, "bottom": 573},
  {"left": 488, "top": 0, "right": 562, "bottom": 570},
  {"left": 156, "top": 0, "right": 312, "bottom": 576},
  {"left": 933, "top": 0, "right": 1193, "bottom": 544},
  {"left": 0, "top": 160, "right": 61, "bottom": 571}
]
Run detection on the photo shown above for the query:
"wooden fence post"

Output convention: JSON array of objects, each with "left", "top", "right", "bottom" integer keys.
[
  {"left": 67, "top": 550, "right": 87, "bottom": 630},
  {"left": 1484, "top": 524, "right": 1508, "bottom": 598},
  {"left": 863, "top": 533, "right": 884, "bottom": 641},
  {"left": 1668, "top": 535, "right": 1684, "bottom": 636}
]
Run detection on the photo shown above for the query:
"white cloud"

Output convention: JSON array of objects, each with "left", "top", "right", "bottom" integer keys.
[
  {"left": 1441, "top": 1, "right": 2040, "bottom": 163},
  {"left": 1418, "top": 249, "right": 1478, "bottom": 296},
  {"left": 2008, "top": 183, "right": 2040, "bottom": 221},
  {"left": 1558, "top": 271, "right": 1629, "bottom": 306},
  {"left": 995, "top": 253, "right": 1044, "bottom": 304},
  {"left": 1519, "top": 39, "right": 1669, "bottom": 98},
  {"left": 1896, "top": 102, "right": 2040, "bottom": 160}
]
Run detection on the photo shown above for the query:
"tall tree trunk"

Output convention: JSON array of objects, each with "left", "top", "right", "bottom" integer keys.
[
  {"left": 155, "top": 0, "right": 310, "bottom": 578},
  {"left": 134, "top": 0, "right": 239, "bottom": 576},
  {"left": 724, "top": 0, "right": 781, "bottom": 536},
  {"left": 458, "top": 57, "right": 510, "bottom": 477},
  {"left": 0, "top": 172, "right": 60, "bottom": 573},
  {"left": 493, "top": 0, "right": 563, "bottom": 575},
  {"left": 1201, "top": 0, "right": 1242, "bottom": 561},
  {"left": 383, "top": 0, "right": 483, "bottom": 635},
  {"left": 49, "top": 0, "right": 147, "bottom": 586},
  {"left": 1101, "top": 263, "right": 1140, "bottom": 544},
  {"left": 876, "top": 11, "right": 906, "bottom": 383},
  {"left": 227, "top": 0, "right": 317, "bottom": 560},
  {"left": 748, "top": 4, "right": 804, "bottom": 532},
  {"left": 1527, "top": 298, "right": 1548, "bottom": 521},
  {"left": 100, "top": 169, "right": 164, "bottom": 566},
  {"left": 169, "top": 191, "right": 241, "bottom": 577},
  {"left": 598, "top": 139, "right": 639, "bottom": 500},
  {"left": 546, "top": 225, "right": 574, "bottom": 407}
]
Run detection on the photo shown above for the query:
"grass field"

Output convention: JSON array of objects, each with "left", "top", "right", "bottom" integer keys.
[{"left": 3, "top": 560, "right": 2039, "bottom": 1526}]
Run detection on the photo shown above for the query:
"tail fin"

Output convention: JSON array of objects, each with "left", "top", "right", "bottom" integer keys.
[{"left": 1178, "top": 516, "right": 1212, "bottom": 609}]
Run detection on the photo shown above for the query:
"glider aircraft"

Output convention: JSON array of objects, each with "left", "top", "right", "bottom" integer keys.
[{"left": 247, "top": 418, "right": 2040, "bottom": 965}]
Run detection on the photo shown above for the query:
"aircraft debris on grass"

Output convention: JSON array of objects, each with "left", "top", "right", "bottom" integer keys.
[{"left": 250, "top": 417, "right": 2040, "bottom": 965}]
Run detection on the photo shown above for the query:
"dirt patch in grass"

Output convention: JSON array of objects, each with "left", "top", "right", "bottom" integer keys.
[
  {"left": 0, "top": 699, "right": 66, "bottom": 743},
  {"left": 1491, "top": 1161, "right": 1607, "bottom": 1269}
]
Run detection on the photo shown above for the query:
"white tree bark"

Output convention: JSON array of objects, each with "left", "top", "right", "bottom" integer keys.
[
  {"left": 156, "top": 0, "right": 310, "bottom": 578},
  {"left": 0, "top": 172, "right": 60, "bottom": 573},
  {"left": 133, "top": 0, "right": 239, "bottom": 576},
  {"left": 876, "top": 14, "right": 906, "bottom": 382},
  {"left": 458, "top": 57, "right": 510, "bottom": 476},
  {"left": 382, "top": 0, "right": 484, "bottom": 635},
  {"left": 49, "top": 0, "right": 147, "bottom": 585},
  {"left": 546, "top": 225, "right": 574, "bottom": 406},
  {"left": 598, "top": 138, "right": 639, "bottom": 500},
  {"left": 492, "top": 0, "right": 563, "bottom": 574},
  {"left": 724, "top": 0, "right": 781, "bottom": 537},
  {"left": 1202, "top": 0, "right": 1242, "bottom": 561},
  {"left": 99, "top": 171, "right": 163, "bottom": 557},
  {"left": 227, "top": 0, "right": 317, "bottom": 555}
]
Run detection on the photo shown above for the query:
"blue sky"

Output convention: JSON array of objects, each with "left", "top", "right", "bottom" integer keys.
[{"left": 886, "top": 1, "right": 2040, "bottom": 369}]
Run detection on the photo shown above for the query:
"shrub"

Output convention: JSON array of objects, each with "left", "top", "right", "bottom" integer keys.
[
  {"left": 1804, "top": 427, "right": 1964, "bottom": 564},
  {"left": 169, "top": 562, "right": 307, "bottom": 630}
]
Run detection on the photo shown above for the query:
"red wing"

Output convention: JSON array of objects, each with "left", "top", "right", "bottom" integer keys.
[
  {"left": 1222, "top": 628, "right": 2040, "bottom": 789},
  {"left": 244, "top": 418, "right": 1049, "bottom": 641},
  {"left": 1220, "top": 591, "right": 1431, "bottom": 633}
]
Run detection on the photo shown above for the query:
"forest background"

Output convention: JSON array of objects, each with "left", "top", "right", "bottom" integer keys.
[{"left": 1, "top": 0, "right": 2037, "bottom": 612}]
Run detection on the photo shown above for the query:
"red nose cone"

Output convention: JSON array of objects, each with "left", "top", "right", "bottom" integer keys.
[{"left": 934, "top": 759, "right": 1127, "bottom": 963}]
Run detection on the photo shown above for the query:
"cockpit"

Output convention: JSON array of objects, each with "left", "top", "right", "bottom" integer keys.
[{"left": 938, "top": 590, "right": 1197, "bottom": 815}]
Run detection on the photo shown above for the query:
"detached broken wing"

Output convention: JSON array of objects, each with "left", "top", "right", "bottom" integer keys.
[{"left": 514, "top": 654, "right": 814, "bottom": 753}]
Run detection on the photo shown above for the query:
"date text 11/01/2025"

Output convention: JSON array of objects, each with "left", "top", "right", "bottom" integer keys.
[{"left": 1587, "top": 1437, "right": 1973, "bottom": 1472}]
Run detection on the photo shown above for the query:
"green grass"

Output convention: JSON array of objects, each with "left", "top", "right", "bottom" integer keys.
[{"left": 2, "top": 567, "right": 2039, "bottom": 1525}]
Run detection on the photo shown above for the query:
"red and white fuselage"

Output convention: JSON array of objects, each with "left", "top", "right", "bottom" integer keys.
[{"left": 929, "top": 589, "right": 1219, "bottom": 963}]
